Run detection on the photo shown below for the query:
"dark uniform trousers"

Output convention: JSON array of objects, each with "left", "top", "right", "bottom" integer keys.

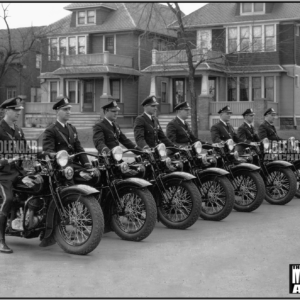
[
  {"left": 43, "top": 121, "right": 90, "bottom": 171},
  {"left": 166, "top": 117, "right": 204, "bottom": 147},
  {"left": 210, "top": 121, "right": 240, "bottom": 143},
  {"left": 134, "top": 113, "right": 174, "bottom": 148},
  {"left": 0, "top": 119, "right": 26, "bottom": 216},
  {"left": 93, "top": 118, "right": 136, "bottom": 153},
  {"left": 258, "top": 121, "right": 282, "bottom": 141},
  {"left": 237, "top": 122, "right": 260, "bottom": 143}
]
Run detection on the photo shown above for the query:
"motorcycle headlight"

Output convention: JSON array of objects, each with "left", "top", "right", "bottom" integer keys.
[
  {"left": 64, "top": 166, "right": 74, "bottom": 180},
  {"left": 156, "top": 143, "right": 167, "bottom": 159},
  {"left": 226, "top": 139, "right": 234, "bottom": 151},
  {"left": 112, "top": 146, "right": 123, "bottom": 162},
  {"left": 262, "top": 138, "right": 270, "bottom": 151},
  {"left": 233, "top": 150, "right": 239, "bottom": 160},
  {"left": 193, "top": 141, "right": 202, "bottom": 155},
  {"left": 56, "top": 150, "right": 69, "bottom": 167}
]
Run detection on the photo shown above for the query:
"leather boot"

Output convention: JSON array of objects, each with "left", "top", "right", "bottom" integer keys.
[
  {"left": 0, "top": 215, "right": 13, "bottom": 254},
  {"left": 39, "top": 234, "right": 56, "bottom": 247}
]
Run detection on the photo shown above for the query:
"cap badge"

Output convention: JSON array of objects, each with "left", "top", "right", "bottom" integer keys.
[
  {"left": 16, "top": 98, "right": 20, "bottom": 105},
  {"left": 64, "top": 98, "right": 69, "bottom": 103},
  {"left": 113, "top": 101, "right": 117, "bottom": 106}
]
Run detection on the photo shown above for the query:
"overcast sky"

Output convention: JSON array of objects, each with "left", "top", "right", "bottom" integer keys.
[{"left": 0, "top": 2, "right": 206, "bottom": 29}]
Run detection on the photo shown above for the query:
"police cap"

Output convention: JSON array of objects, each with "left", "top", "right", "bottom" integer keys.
[
  {"left": 141, "top": 96, "right": 159, "bottom": 106},
  {"left": 102, "top": 100, "right": 120, "bottom": 111},
  {"left": 174, "top": 101, "right": 191, "bottom": 111},
  {"left": 218, "top": 106, "right": 232, "bottom": 114},
  {"left": 0, "top": 97, "right": 24, "bottom": 110},
  {"left": 53, "top": 96, "right": 72, "bottom": 110},
  {"left": 242, "top": 108, "right": 255, "bottom": 116},
  {"left": 264, "top": 107, "right": 277, "bottom": 116}
]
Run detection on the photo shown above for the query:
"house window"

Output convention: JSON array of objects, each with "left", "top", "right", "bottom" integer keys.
[
  {"left": 227, "top": 24, "right": 276, "bottom": 53},
  {"left": 67, "top": 81, "right": 76, "bottom": 103},
  {"left": 197, "top": 30, "right": 211, "bottom": 53},
  {"left": 105, "top": 36, "right": 114, "bottom": 54},
  {"left": 31, "top": 87, "right": 41, "bottom": 102},
  {"left": 228, "top": 27, "right": 238, "bottom": 53},
  {"left": 265, "top": 76, "right": 274, "bottom": 101},
  {"left": 240, "top": 77, "right": 249, "bottom": 101},
  {"left": 78, "top": 11, "right": 85, "bottom": 25},
  {"left": 252, "top": 77, "right": 262, "bottom": 100},
  {"left": 68, "top": 37, "right": 76, "bottom": 55},
  {"left": 228, "top": 78, "right": 237, "bottom": 101},
  {"left": 50, "top": 81, "right": 58, "bottom": 102},
  {"left": 59, "top": 38, "right": 67, "bottom": 57},
  {"left": 87, "top": 11, "right": 95, "bottom": 24},
  {"left": 161, "top": 82, "right": 167, "bottom": 103},
  {"left": 78, "top": 36, "right": 86, "bottom": 55},
  {"left": 36, "top": 53, "right": 42, "bottom": 69},
  {"left": 241, "top": 3, "right": 265, "bottom": 15},
  {"left": 7, "top": 87, "right": 16, "bottom": 99},
  {"left": 50, "top": 38, "right": 58, "bottom": 60},
  {"left": 110, "top": 79, "right": 121, "bottom": 102},
  {"left": 77, "top": 10, "right": 96, "bottom": 25}
]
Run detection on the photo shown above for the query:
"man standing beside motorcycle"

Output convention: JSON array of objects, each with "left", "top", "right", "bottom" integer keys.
[
  {"left": 258, "top": 108, "right": 282, "bottom": 141},
  {"left": 210, "top": 106, "right": 240, "bottom": 143},
  {"left": 93, "top": 100, "right": 142, "bottom": 153},
  {"left": 166, "top": 101, "right": 206, "bottom": 147},
  {"left": 134, "top": 96, "right": 175, "bottom": 151},
  {"left": 0, "top": 97, "right": 26, "bottom": 253},
  {"left": 237, "top": 108, "right": 260, "bottom": 144}
]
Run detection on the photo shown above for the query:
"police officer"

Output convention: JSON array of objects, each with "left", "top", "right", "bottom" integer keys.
[
  {"left": 258, "top": 108, "right": 282, "bottom": 141},
  {"left": 93, "top": 100, "right": 142, "bottom": 153},
  {"left": 166, "top": 101, "right": 205, "bottom": 147},
  {"left": 237, "top": 108, "right": 260, "bottom": 144},
  {"left": 134, "top": 96, "right": 175, "bottom": 150},
  {"left": 210, "top": 106, "right": 240, "bottom": 143},
  {"left": 0, "top": 97, "right": 26, "bottom": 253}
]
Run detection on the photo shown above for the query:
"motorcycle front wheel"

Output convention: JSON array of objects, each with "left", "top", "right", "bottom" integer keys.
[
  {"left": 198, "top": 175, "right": 234, "bottom": 221},
  {"left": 157, "top": 179, "right": 201, "bottom": 229},
  {"left": 54, "top": 195, "right": 104, "bottom": 255},
  {"left": 232, "top": 170, "right": 265, "bottom": 212},
  {"left": 111, "top": 187, "right": 157, "bottom": 241},
  {"left": 264, "top": 167, "right": 297, "bottom": 205},
  {"left": 292, "top": 163, "right": 300, "bottom": 198}
]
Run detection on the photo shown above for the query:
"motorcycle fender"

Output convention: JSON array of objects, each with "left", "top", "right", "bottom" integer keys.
[
  {"left": 44, "top": 200, "right": 56, "bottom": 239},
  {"left": 266, "top": 160, "right": 293, "bottom": 169},
  {"left": 59, "top": 184, "right": 100, "bottom": 198},
  {"left": 162, "top": 171, "right": 196, "bottom": 182},
  {"left": 197, "top": 167, "right": 229, "bottom": 177},
  {"left": 231, "top": 163, "right": 260, "bottom": 173},
  {"left": 116, "top": 178, "right": 152, "bottom": 189}
]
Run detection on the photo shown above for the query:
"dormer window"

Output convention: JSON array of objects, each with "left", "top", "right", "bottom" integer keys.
[
  {"left": 241, "top": 3, "right": 265, "bottom": 15},
  {"left": 77, "top": 10, "right": 96, "bottom": 26}
]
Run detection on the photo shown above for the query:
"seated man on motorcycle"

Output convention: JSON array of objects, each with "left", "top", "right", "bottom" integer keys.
[
  {"left": 210, "top": 106, "right": 240, "bottom": 144},
  {"left": 93, "top": 100, "right": 142, "bottom": 154},
  {"left": 237, "top": 108, "right": 260, "bottom": 144},
  {"left": 258, "top": 108, "right": 282, "bottom": 141},
  {"left": 166, "top": 101, "right": 206, "bottom": 147},
  {"left": 0, "top": 97, "right": 26, "bottom": 253}
]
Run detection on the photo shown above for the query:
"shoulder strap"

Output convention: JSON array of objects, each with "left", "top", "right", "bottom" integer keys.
[{"left": 54, "top": 125, "right": 74, "bottom": 151}]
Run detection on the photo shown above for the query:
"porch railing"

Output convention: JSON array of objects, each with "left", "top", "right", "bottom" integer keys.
[
  {"left": 25, "top": 102, "right": 81, "bottom": 114},
  {"left": 61, "top": 51, "right": 133, "bottom": 68}
]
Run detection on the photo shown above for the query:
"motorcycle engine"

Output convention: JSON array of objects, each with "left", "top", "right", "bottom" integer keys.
[{"left": 24, "top": 196, "right": 46, "bottom": 230}]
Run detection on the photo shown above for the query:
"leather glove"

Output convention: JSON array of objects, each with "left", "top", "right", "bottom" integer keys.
[
  {"left": 101, "top": 147, "right": 110, "bottom": 156},
  {"left": 79, "top": 171, "right": 92, "bottom": 181}
]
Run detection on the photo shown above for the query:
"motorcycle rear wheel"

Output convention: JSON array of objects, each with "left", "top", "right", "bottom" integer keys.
[
  {"left": 111, "top": 187, "right": 157, "bottom": 241},
  {"left": 54, "top": 195, "right": 104, "bottom": 255},
  {"left": 264, "top": 167, "right": 296, "bottom": 205},
  {"left": 232, "top": 171, "right": 265, "bottom": 212},
  {"left": 157, "top": 179, "right": 201, "bottom": 229},
  {"left": 199, "top": 176, "right": 234, "bottom": 221}
]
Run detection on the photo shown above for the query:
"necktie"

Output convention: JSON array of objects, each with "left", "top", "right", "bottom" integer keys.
[
  {"left": 151, "top": 116, "right": 155, "bottom": 125},
  {"left": 112, "top": 122, "right": 117, "bottom": 133}
]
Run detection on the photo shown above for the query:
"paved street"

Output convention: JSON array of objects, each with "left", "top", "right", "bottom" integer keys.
[{"left": 1, "top": 198, "right": 300, "bottom": 298}]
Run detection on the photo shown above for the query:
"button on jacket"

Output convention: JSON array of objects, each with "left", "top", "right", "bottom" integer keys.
[
  {"left": 210, "top": 121, "right": 240, "bottom": 143},
  {"left": 93, "top": 118, "right": 136, "bottom": 153},
  {"left": 237, "top": 122, "right": 260, "bottom": 143},
  {"left": 134, "top": 113, "right": 174, "bottom": 148},
  {"left": 258, "top": 121, "right": 282, "bottom": 141}
]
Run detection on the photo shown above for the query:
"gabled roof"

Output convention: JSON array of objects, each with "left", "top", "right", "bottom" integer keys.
[
  {"left": 64, "top": 3, "right": 117, "bottom": 11},
  {"left": 169, "top": 3, "right": 300, "bottom": 29},
  {"left": 46, "top": 3, "right": 177, "bottom": 37}
]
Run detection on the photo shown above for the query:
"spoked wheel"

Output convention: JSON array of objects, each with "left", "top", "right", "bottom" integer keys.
[
  {"left": 157, "top": 178, "right": 201, "bottom": 229},
  {"left": 198, "top": 175, "right": 234, "bottom": 221},
  {"left": 292, "top": 164, "right": 300, "bottom": 198},
  {"left": 232, "top": 171, "right": 265, "bottom": 212},
  {"left": 111, "top": 188, "right": 157, "bottom": 241},
  {"left": 54, "top": 195, "right": 104, "bottom": 255},
  {"left": 265, "top": 167, "right": 297, "bottom": 205}
]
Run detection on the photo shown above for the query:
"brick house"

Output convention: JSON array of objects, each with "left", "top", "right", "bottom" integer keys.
[
  {"left": 142, "top": 2, "right": 300, "bottom": 130},
  {"left": 29, "top": 2, "right": 177, "bottom": 128}
]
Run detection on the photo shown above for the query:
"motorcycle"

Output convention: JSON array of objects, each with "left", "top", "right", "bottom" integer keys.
[
  {"left": 4, "top": 151, "right": 104, "bottom": 255},
  {"left": 72, "top": 146, "right": 157, "bottom": 242},
  {"left": 123, "top": 143, "right": 202, "bottom": 230},
  {"left": 202, "top": 139, "right": 265, "bottom": 212},
  {"left": 166, "top": 141, "right": 235, "bottom": 221},
  {"left": 243, "top": 138, "right": 297, "bottom": 205}
]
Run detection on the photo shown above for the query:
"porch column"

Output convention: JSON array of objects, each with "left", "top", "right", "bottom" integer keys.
[
  {"left": 198, "top": 73, "right": 213, "bottom": 131},
  {"left": 150, "top": 75, "right": 156, "bottom": 96},
  {"left": 59, "top": 77, "right": 64, "bottom": 97},
  {"left": 100, "top": 75, "right": 114, "bottom": 117}
]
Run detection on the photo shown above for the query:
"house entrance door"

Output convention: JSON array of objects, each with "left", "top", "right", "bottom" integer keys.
[
  {"left": 82, "top": 80, "right": 94, "bottom": 112},
  {"left": 172, "top": 78, "right": 185, "bottom": 108},
  {"left": 209, "top": 77, "right": 216, "bottom": 101}
]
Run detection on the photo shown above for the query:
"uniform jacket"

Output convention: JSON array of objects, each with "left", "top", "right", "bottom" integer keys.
[
  {"left": 134, "top": 113, "right": 174, "bottom": 148},
  {"left": 258, "top": 121, "right": 282, "bottom": 141},
  {"left": 237, "top": 122, "right": 260, "bottom": 143},
  {"left": 93, "top": 118, "right": 136, "bottom": 153},
  {"left": 210, "top": 121, "right": 240, "bottom": 143},
  {"left": 166, "top": 117, "right": 203, "bottom": 146},
  {"left": 43, "top": 121, "right": 90, "bottom": 166}
]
